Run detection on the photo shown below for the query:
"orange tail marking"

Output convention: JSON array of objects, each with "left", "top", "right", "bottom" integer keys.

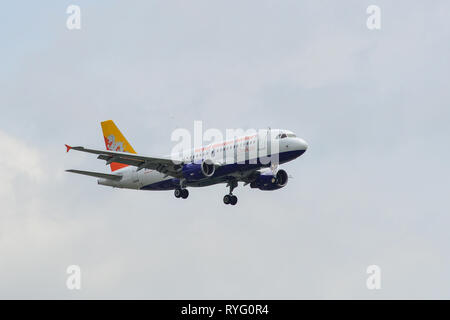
[{"left": 101, "top": 120, "right": 136, "bottom": 172}]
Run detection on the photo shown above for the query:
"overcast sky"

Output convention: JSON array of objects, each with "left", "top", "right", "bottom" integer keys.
[{"left": 1, "top": 0, "right": 450, "bottom": 299}]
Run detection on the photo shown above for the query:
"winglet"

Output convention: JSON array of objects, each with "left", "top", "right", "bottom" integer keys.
[{"left": 65, "top": 144, "right": 72, "bottom": 153}]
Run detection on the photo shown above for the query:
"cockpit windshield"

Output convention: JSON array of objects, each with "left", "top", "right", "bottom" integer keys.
[{"left": 276, "top": 133, "right": 296, "bottom": 139}]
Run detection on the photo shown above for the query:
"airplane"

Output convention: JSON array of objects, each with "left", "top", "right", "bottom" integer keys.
[{"left": 65, "top": 120, "right": 308, "bottom": 205}]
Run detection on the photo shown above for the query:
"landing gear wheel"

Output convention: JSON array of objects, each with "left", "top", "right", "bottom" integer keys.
[
  {"left": 223, "top": 179, "right": 238, "bottom": 205},
  {"left": 181, "top": 189, "right": 189, "bottom": 199},
  {"left": 174, "top": 189, "right": 181, "bottom": 198}
]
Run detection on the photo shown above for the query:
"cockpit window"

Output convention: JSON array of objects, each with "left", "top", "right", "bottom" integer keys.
[{"left": 276, "top": 132, "right": 295, "bottom": 139}]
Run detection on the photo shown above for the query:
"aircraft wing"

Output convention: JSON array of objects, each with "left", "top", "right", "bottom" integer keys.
[
  {"left": 65, "top": 144, "right": 183, "bottom": 177},
  {"left": 238, "top": 169, "right": 262, "bottom": 185}
]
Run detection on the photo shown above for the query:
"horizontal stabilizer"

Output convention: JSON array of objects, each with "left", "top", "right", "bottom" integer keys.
[
  {"left": 64, "top": 144, "right": 182, "bottom": 178},
  {"left": 65, "top": 169, "right": 122, "bottom": 181}
]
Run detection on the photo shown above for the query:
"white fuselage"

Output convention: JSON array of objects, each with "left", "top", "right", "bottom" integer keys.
[{"left": 98, "top": 129, "right": 308, "bottom": 190}]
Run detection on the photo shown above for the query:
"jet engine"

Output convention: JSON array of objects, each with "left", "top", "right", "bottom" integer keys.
[
  {"left": 250, "top": 169, "right": 288, "bottom": 191},
  {"left": 182, "top": 160, "right": 216, "bottom": 181}
]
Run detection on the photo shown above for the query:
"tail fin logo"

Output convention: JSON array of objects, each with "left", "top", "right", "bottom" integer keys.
[
  {"left": 105, "top": 134, "right": 124, "bottom": 152},
  {"left": 101, "top": 120, "right": 136, "bottom": 171}
]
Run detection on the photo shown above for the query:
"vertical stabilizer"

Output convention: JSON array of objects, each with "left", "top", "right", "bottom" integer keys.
[{"left": 100, "top": 120, "right": 136, "bottom": 172}]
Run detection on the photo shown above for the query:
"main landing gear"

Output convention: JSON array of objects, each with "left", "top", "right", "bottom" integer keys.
[
  {"left": 223, "top": 180, "right": 238, "bottom": 205},
  {"left": 175, "top": 178, "right": 189, "bottom": 199},
  {"left": 174, "top": 188, "right": 189, "bottom": 199},
  {"left": 223, "top": 194, "right": 237, "bottom": 205}
]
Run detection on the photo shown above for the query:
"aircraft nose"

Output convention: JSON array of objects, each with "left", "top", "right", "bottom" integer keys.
[{"left": 296, "top": 138, "right": 308, "bottom": 151}]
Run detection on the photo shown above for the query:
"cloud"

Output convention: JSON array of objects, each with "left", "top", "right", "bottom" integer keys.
[{"left": 1, "top": 0, "right": 450, "bottom": 298}]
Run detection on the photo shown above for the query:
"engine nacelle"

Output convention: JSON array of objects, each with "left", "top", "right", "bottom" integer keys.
[
  {"left": 250, "top": 169, "right": 288, "bottom": 191},
  {"left": 182, "top": 160, "right": 216, "bottom": 181}
]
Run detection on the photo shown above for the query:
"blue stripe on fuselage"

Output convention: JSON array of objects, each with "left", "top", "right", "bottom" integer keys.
[{"left": 140, "top": 149, "right": 305, "bottom": 190}]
